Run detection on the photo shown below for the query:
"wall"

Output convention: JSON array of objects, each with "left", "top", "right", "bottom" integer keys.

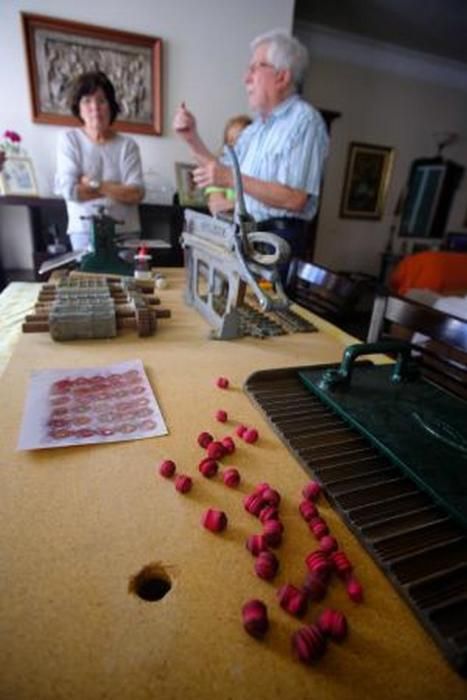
[
  {"left": 0, "top": 0, "right": 294, "bottom": 268},
  {"left": 297, "top": 23, "right": 467, "bottom": 276},
  {"left": 2, "top": 4, "right": 467, "bottom": 277}
]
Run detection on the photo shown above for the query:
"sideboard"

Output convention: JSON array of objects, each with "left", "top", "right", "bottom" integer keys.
[{"left": 0, "top": 196, "right": 188, "bottom": 281}]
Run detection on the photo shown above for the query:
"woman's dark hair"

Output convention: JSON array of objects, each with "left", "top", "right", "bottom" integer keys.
[{"left": 70, "top": 71, "right": 120, "bottom": 124}]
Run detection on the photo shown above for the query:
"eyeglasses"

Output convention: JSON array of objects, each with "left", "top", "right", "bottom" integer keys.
[{"left": 246, "top": 61, "right": 277, "bottom": 74}]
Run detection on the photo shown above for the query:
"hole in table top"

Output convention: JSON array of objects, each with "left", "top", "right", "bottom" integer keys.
[{"left": 129, "top": 562, "right": 172, "bottom": 602}]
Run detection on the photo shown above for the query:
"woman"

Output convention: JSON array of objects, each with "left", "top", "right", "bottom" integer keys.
[
  {"left": 205, "top": 114, "right": 252, "bottom": 216},
  {"left": 55, "top": 71, "right": 145, "bottom": 252}
]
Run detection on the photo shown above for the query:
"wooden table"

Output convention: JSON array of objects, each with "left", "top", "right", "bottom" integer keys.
[{"left": 0, "top": 270, "right": 464, "bottom": 700}]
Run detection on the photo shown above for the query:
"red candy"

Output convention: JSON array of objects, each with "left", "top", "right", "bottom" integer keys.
[
  {"left": 201, "top": 508, "right": 227, "bottom": 532},
  {"left": 207, "top": 440, "right": 226, "bottom": 460},
  {"left": 331, "top": 551, "right": 353, "bottom": 578},
  {"left": 242, "top": 599, "right": 268, "bottom": 638},
  {"left": 277, "top": 584, "right": 308, "bottom": 617},
  {"left": 197, "top": 431, "right": 213, "bottom": 448},
  {"left": 308, "top": 516, "right": 329, "bottom": 539},
  {"left": 299, "top": 500, "right": 318, "bottom": 521},
  {"left": 216, "top": 409, "right": 228, "bottom": 423},
  {"left": 261, "top": 487, "right": 281, "bottom": 506},
  {"left": 254, "top": 551, "right": 279, "bottom": 580},
  {"left": 319, "top": 535, "right": 338, "bottom": 554},
  {"left": 303, "top": 571, "right": 327, "bottom": 601},
  {"left": 216, "top": 376, "right": 229, "bottom": 389},
  {"left": 346, "top": 576, "right": 363, "bottom": 603},
  {"left": 246, "top": 534, "right": 268, "bottom": 556},
  {"left": 221, "top": 436, "right": 235, "bottom": 454},
  {"left": 222, "top": 467, "right": 240, "bottom": 488},
  {"left": 259, "top": 505, "right": 279, "bottom": 523},
  {"left": 305, "top": 550, "right": 332, "bottom": 580},
  {"left": 252, "top": 482, "right": 270, "bottom": 495},
  {"left": 175, "top": 475, "right": 193, "bottom": 493},
  {"left": 159, "top": 459, "right": 176, "bottom": 478},
  {"left": 244, "top": 493, "right": 265, "bottom": 517},
  {"left": 243, "top": 428, "right": 259, "bottom": 444},
  {"left": 317, "top": 608, "right": 348, "bottom": 641},
  {"left": 262, "top": 519, "right": 283, "bottom": 547},
  {"left": 292, "top": 624, "right": 327, "bottom": 664},
  {"left": 235, "top": 424, "right": 248, "bottom": 438},
  {"left": 198, "top": 457, "right": 219, "bottom": 478},
  {"left": 302, "top": 480, "right": 321, "bottom": 502}
]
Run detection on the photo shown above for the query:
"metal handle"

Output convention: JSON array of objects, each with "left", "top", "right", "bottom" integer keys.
[{"left": 318, "top": 341, "right": 418, "bottom": 390}]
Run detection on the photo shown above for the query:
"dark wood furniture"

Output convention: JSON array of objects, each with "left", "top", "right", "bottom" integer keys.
[
  {"left": 0, "top": 196, "right": 185, "bottom": 280},
  {"left": 367, "top": 293, "right": 467, "bottom": 398},
  {"left": 285, "top": 257, "right": 364, "bottom": 320}
]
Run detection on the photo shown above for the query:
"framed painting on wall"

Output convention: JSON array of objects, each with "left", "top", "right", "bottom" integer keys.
[
  {"left": 21, "top": 13, "right": 162, "bottom": 136},
  {"left": 175, "top": 163, "right": 207, "bottom": 208},
  {"left": 340, "top": 142, "right": 394, "bottom": 219},
  {"left": 0, "top": 156, "right": 38, "bottom": 196}
]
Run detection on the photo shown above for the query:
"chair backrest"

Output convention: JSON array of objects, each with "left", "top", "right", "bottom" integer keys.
[
  {"left": 367, "top": 293, "right": 467, "bottom": 398},
  {"left": 285, "top": 258, "right": 362, "bottom": 319}
]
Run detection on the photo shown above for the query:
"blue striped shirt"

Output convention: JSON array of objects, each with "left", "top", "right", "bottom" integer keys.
[{"left": 222, "top": 94, "right": 329, "bottom": 222}]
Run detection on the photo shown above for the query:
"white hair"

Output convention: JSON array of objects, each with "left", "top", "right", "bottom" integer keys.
[{"left": 250, "top": 29, "right": 309, "bottom": 90}]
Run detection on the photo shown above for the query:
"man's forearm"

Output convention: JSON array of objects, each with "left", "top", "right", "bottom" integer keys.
[
  {"left": 193, "top": 163, "right": 309, "bottom": 213},
  {"left": 182, "top": 131, "right": 216, "bottom": 165},
  {"left": 241, "top": 174, "right": 308, "bottom": 212}
]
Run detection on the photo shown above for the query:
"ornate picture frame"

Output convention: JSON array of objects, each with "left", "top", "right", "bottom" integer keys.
[
  {"left": 21, "top": 13, "right": 162, "bottom": 136},
  {"left": 340, "top": 142, "right": 394, "bottom": 219},
  {"left": 0, "top": 156, "right": 39, "bottom": 196},
  {"left": 175, "top": 163, "right": 207, "bottom": 208}
]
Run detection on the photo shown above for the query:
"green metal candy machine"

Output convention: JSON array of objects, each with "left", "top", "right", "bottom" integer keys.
[
  {"left": 245, "top": 340, "right": 467, "bottom": 675},
  {"left": 39, "top": 208, "right": 134, "bottom": 277}
]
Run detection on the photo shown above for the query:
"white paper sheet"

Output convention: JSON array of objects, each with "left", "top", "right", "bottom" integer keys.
[{"left": 18, "top": 359, "right": 168, "bottom": 450}]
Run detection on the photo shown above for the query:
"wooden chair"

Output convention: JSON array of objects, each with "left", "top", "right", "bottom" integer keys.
[
  {"left": 367, "top": 293, "right": 467, "bottom": 398},
  {"left": 285, "top": 258, "right": 364, "bottom": 320}
]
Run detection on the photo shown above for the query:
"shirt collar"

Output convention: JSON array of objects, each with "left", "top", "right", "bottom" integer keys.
[{"left": 256, "top": 93, "right": 299, "bottom": 123}]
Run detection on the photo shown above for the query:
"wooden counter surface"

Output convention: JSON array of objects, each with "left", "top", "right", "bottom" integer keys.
[{"left": 0, "top": 270, "right": 464, "bottom": 700}]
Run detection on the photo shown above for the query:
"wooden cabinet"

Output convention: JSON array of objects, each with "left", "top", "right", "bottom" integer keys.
[{"left": 0, "top": 196, "right": 185, "bottom": 280}]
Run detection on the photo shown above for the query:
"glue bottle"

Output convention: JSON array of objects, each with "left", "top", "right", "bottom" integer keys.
[{"left": 134, "top": 246, "right": 152, "bottom": 280}]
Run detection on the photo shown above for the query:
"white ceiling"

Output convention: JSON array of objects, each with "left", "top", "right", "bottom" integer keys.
[{"left": 294, "top": 0, "right": 467, "bottom": 65}]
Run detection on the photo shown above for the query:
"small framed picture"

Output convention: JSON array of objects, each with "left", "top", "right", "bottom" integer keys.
[
  {"left": 0, "top": 156, "right": 39, "bottom": 196},
  {"left": 175, "top": 162, "right": 206, "bottom": 208},
  {"left": 340, "top": 142, "right": 394, "bottom": 219}
]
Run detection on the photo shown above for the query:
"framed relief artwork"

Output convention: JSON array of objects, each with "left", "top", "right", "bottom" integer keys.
[
  {"left": 0, "top": 156, "right": 38, "bottom": 196},
  {"left": 21, "top": 13, "right": 162, "bottom": 135},
  {"left": 340, "top": 142, "right": 394, "bottom": 219},
  {"left": 175, "top": 163, "right": 207, "bottom": 208}
]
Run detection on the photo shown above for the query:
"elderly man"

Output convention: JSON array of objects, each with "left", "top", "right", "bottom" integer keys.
[{"left": 173, "top": 29, "right": 329, "bottom": 261}]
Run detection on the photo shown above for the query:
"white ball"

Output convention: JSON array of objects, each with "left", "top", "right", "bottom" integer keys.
[{"left": 155, "top": 276, "right": 168, "bottom": 290}]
